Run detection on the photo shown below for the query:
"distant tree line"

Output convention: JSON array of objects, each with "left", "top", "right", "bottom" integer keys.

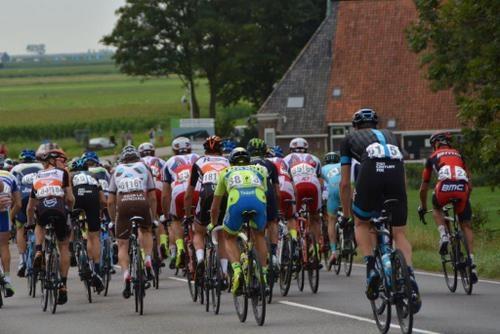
[{"left": 102, "top": 0, "right": 326, "bottom": 118}]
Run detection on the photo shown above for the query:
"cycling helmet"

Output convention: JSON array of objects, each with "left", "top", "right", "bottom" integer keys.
[
  {"left": 289, "top": 138, "right": 309, "bottom": 153},
  {"left": 271, "top": 146, "right": 284, "bottom": 158},
  {"left": 41, "top": 149, "right": 67, "bottom": 163},
  {"left": 3, "top": 158, "right": 13, "bottom": 171},
  {"left": 221, "top": 139, "right": 237, "bottom": 154},
  {"left": 229, "top": 147, "right": 251, "bottom": 166},
  {"left": 172, "top": 137, "right": 192, "bottom": 154},
  {"left": 82, "top": 151, "right": 100, "bottom": 165},
  {"left": 36, "top": 142, "right": 60, "bottom": 160},
  {"left": 324, "top": 152, "right": 340, "bottom": 164},
  {"left": 120, "top": 145, "right": 140, "bottom": 162},
  {"left": 203, "top": 135, "right": 222, "bottom": 154},
  {"left": 265, "top": 147, "right": 275, "bottom": 158},
  {"left": 429, "top": 131, "right": 452, "bottom": 148},
  {"left": 138, "top": 142, "right": 155, "bottom": 157},
  {"left": 352, "top": 108, "right": 378, "bottom": 127},
  {"left": 19, "top": 149, "right": 36, "bottom": 162},
  {"left": 247, "top": 138, "right": 267, "bottom": 157},
  {"left": 71, "top": 158, "right": 88, "bottom": 172}
]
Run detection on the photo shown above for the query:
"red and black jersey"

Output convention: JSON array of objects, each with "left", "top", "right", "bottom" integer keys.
[{"left": 422, "top": 147, "right": 469, "bottom": 183}]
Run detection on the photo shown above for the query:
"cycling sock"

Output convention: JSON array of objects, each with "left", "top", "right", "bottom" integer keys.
[
  {"left": 196, "top": 249, "right": 204, "bottom": 264},
  {"left": 270, "top": 243, "right": 277, "bottom": 256},
  {"left": 35, "top": 244, "right": 42, "bottom": 252},
  {"left": 123, "top": 270, "right": 130, "bottom": 281},
  {"left": 289, "top": 229, "right": 298, "bottom": 240},
  {"left": 220, "top": 258, "right": 228, "bottom": 274},
  {"left": 145, "top": 255, "right": 152, "bottom": 264},
  {"left": 159, "top": 234, "right": 168, "bottom": 247},
  {"left": 330, "top": 243, "right": 337, "bottom": 252},
  {"left": 4, "top": 273, "right": 11, "bottom": 283},
  {"left": 231, "top": 262, "right": 241, "bottom": 272},
  {"left": 61, "top": 277, "right": 67, "bottom": 286},
  {"left": 169, "top": 245, "right": 176, "bottom": 257},
  {"left": 94, "top": 262, "right": 101, "bottom": 274},
  {"left": 175, "top": 239, "right": 184, "bottom": 251},
  {"left": 140, "top": 248, "right": 146, "bottom": 261},
  {"left": 438, "top": 225, "right": 447, "bottom": 238},
  {"left": 19, "top": 253, "right": 25, "bottom": 264}
]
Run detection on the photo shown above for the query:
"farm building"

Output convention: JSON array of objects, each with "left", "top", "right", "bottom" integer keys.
[{"left": 256, "top": 0, "right": 460, "bottom": 159}]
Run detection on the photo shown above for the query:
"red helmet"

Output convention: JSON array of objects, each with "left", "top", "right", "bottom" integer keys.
[
  {"left": 429, "top": 132, "right": 452, "bottom": 148},
  {"left": 41, "top": 149, "right": 67, "bottom": 162},
  {"left": 203, "top": 135, "right": 222, "bottom": 153}
]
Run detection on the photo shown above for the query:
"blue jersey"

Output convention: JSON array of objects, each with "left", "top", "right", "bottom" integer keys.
[
  {"left": 0, "top": 170, "right": 19, "bottom": 232},
  {"left": 321, "top": 163, "right": 341, "bottom": 194},
  {"left": 11, "top": 163, "right": 43, "bottom": 200}
]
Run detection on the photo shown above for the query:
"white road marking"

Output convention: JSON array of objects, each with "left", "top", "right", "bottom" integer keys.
[
  {"left": 168, "top": 276, "right": 188, "bottom": 283},
  {"left": 352, "top": 264, "right": 500, "bottom": 285},
  {"left": 279, "top": 300, "right": 441, "bottom": 334}
]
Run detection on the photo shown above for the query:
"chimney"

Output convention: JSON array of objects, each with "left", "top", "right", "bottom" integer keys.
[{"left": 326, "top": 0, "right": 333, "bottom": 17}]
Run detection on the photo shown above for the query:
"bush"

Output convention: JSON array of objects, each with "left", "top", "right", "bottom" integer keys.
[{"left": 472, "top": 203, "right": 490, "bottom": 234}]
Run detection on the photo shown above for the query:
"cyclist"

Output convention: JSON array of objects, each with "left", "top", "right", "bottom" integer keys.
[
  {"left": 283, "top": 138, "right": 323, "bottom": 261},
  {"left": 339, "top": 108, "right": 421, "bottom": 312},
  {"left": 162, "top": 137, "right": 199, "bottom": 269},
  {"left": 0, "top": 163, "right": 22, "bottom": 297},
  {"left": 418, "top": 131, "right": 477, "bottom": 283},
  {"left": 210, "top": 148, "right": 269, "bottom": 295},
  {"left": 184, "top": 136, "right": 230, "bottom": 278},
  {"left": 83, "top": 151, "right": 111, "bottom": 195},
  {"left": 320, "top": 152, "right": 342, "bottom": 269},
  {"left": 107, "top": 145, "right": 158, "bottom": 298},
  {"left": 247, "top": 138, "right": 280, "bottom": 267},
  {"left": 139, "top": 142, "right": 169, "bottom": 259},
  {"left": 27, "top": 148, "right": 74, "bottom": 305},
  {"left": 221, "top": 139, "right": 236, "bottom": 158},
  {"left": 10, "top": 149, "right": 43, "bottom": 277},
  {"left": 70, "top": 158, "right": 106, "bottom": 292}
]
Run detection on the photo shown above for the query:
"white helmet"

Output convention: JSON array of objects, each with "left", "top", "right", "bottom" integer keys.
[
  {"left": 138, "top": 142, "right": 155, "bottom": 157},
  {"left": 289, "top": 137, "right": 309, "bottom": 152},
  {"left": 172, "top": 137, "right": 192, "bottom": 154}
]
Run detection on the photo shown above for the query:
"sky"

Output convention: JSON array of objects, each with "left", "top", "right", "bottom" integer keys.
[{"left": 0, "top": 0, "right": 125, "bottom": 55}]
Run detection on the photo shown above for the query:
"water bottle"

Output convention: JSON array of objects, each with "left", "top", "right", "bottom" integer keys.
[{"left": 381, "top": 253, "right": 392, "bottom": 287}]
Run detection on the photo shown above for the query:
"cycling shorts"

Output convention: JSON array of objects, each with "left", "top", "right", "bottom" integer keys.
[
  {"left": 115, "top": 192, "right": 152, "bottom": 240},
  {"left": 279, "top": 191, "right": 296, "bottom": 220},
  {"left": 170, "top": 184, "right": 199, "bottom": 219},
  {"left": 0, "top": 211, "right": 9, "bottom": 233},
  {"left": 266, "top": 189, "right": 278, "bottom": 222},
  {"left": 295, "top": 181, "right": 321, "bottom": 214},
  {"left": 15, "top": 196, "right": 30, "bottom": 224},
  {"left": 195, "top": 184, "right": 226, "bottom": 226},
  {"left": 223, "top": 188, "right": 267, "bottom": 234},
  {"left": 36, "top": 197, "right": 70, "bottom": 241},
  {"left": 326, "top": 187, "right": 341, "bottom": 215},
  {"left": 74, "top": 186, "right": 101, "bottom": 233},
  {"left": 353, "top": 159, "right": 407, "bottom": 226},
  {"left": 432, "top": 180, "right": 472, "bottom": 222},
  {"left": 155, "top": 189, "right": 162, "bottom": 216}
]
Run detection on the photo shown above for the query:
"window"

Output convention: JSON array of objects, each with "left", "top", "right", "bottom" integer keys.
[
  {"left": 329, "top": 124, "right": 351, "bottom": 151},
  {"left": 332, "top": 87, "right": 342, "bottom": 98},
  {"left": 264, "top": 128, "right": 276, "bottom": 146},
  {"left": 287, "top": 97, "right": 304, "bottom": 108}
]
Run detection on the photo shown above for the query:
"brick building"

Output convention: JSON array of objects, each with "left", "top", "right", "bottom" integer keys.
[{"left": 256, "top": 0, "right": 460, "bottom": 159}]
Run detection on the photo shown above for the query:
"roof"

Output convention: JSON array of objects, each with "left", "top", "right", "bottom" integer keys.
[{"left": 326, "top": 0, "right": 459, "bottom": 131}]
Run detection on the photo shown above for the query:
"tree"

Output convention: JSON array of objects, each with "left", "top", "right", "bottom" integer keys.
[
  {"left": 406, "top": 0, "right": 500, "bottom": 185},
  {"left": 26, "top": 44, "right": 46, "bottom": 56},
  {"left": 1, "top": 52, "right": 10, "bottom": 63}
]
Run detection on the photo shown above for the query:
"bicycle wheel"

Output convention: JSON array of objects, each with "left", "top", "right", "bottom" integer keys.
[
  {"left": 102, "top": 240, "right": 111, "bottom": 296},
  {"left": 266, "top": 248, "right": 275, "bottom": 304},
  {"left": 134, "top": 248, "right": 145, "bottom": 315},
  {"left": 307, "top": 234, "right": 319, "bottom": 293},
  {"left": 233, "top": 263, "right": 248, "bottom": 323},
  {"left": 48, "top": 252, "right": 59, "bottom": 314},
  {"left": 344, "top": 240, "right": 355, "bottom": 277},
  {"left": 370, "top": 255, "right": 391, "bottom": 334},
  {"left": 296, "top": 238, "right": 305, "bottom": 291},
  {"left": 211, "top": 252, "right": 222, "bottom": 315},
  {"left": 204, "top": 249, "right": 211, "bottom": 313},
  {"left": 441, "top": 237, "right": 458, "bottom": 292},
  {"left": 186, "top": 247, "right": 198, "bottom": 302},
  {"left": 457, "top": 234, "right": 473, "bottom": 295},
  {"left": 334, "top": 229, "right": 342, "bottom": 275},
  {"left": 250, "top": 250, "right": 266, "bottom": 326},
  {"left": 392, "top": 249, "right": 413, "bottom": 334},
  {"left": 279, "top": 235, "right": 292, "bottom": 296},
  {"left": 40, "top": 265, "right": 48, "bottom": 312},
  {"left": 0, "top": 284, "right": 3, "bottom": 308}
]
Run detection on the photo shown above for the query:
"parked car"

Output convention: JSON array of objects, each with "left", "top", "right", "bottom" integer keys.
[{"left": 87, "top": 137, "right": 116, "bottom": 150}]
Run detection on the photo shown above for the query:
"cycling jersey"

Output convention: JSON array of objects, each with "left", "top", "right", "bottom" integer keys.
[
  {"left": 251, "top": 157, "right": 279, "bottom": 221},
  {"left": 190, "top": 155, "right": 229, "bottom": 225},
  {"left": 72, "top": 171, "right": 102, "bottom": 232},
  {"left": 163, "top": 153, "right": 200, "bottom": 218},
  {"left": 0, "top": 171, "right": 18, "bottom": 233},
  {"left": 283, "top": 152, "right": 322, "bottom": 213},
  {"left": 11, "top": 162, "right": 43, "bottom": 223},
  {"left": 88, "top": 166, "right": 111, "bottom": 195},
  {"left": 30, "top": 168, "right": 70, "bottom": 241},
  {"left": 340, "top": 128, "right": 407, "bottom": 225},
  {"left": 215, "top": 165, "right": 268, "bottom": 234},
  {"left": 321, "top": 163, "right": 341, "bottom": 215},
  {"left": 423, "top": 147, "right": 471, "bottom": 220},
  {"left": 109, "top": 161, "right": 156, "bottom": 239},
  {"left": 268, "top": 157, "right": 296, "bottom": 219},
  {"left": 141, "top": 156, "right": 166, "bottom": 215}
]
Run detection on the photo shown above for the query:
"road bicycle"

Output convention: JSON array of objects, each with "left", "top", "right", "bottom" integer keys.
[
  {"left": 39, "top": 218, "right": 61, "bottom": 314},
  {"left": 100, "top": 219, "right": 114, "bottom": 296},
  {"left": 25, "top": 224, "right": 38, "bottom": 297},
  {"left": 277, "top": 212, "right": 293, "bottom": 296},
  {"left": 369, "top": 199, "right": 413, "bottom": 334},
  {"left": 233, "top": 210, "right": 267, "bottom": 326},
  {"left": 334, "top": 208, "right": 356, "bottom": 276},
  {"left": 128, "top": 216, "right": 146, "bottom": 315},
  {"left": 183, "top": 216, "right": 204, "bottom": 303},
  {"left": 205, "top": 225, "right": 225, "bottom": 314},
  {"left": 71, "top": 209, "right": 94, "bottom": 303},
  {"left": 319, "top": 206, "right": 331, "bottom": 269},
  {"left": 419, "top": 198, "right": 475, "bottom": 295}
]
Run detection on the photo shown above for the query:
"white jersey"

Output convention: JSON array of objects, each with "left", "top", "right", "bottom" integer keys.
[
  {"left": 109, "top": 161, "right": 155, "bottom": 194},
  {"left": 162, "top": 153, "right": 199, "bottom": 189},
  {"left": 283, "top": 152, "right": 322, "bottom": 186},
  {"left": 141, "top": 156, "right": 165, "bottom": 191}
]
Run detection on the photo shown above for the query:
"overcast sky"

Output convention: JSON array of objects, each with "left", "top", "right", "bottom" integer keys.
[{"left": 0, "top": 0, "right": 125, "bottom": 55}]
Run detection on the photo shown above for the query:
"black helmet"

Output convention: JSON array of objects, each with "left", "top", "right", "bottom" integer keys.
[
  {"left": 352, "top": 108, "right": 378, "bottom": 127},
  {"left": 429, "top": 131, "right": 452, "bottom": 148},
  {"left": 229, "top": 147, "right": 251, "bottom": 166},
  {"left": 120, "top": 145, "right": 140, "bottom": 162},
  {"left": 324, "top": 152, "right": 340, "bottom": 164}
]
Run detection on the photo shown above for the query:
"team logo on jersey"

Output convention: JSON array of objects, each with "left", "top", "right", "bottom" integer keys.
[
  {"left": 43, "top": 198, "right": 58, "bottom": 208},
  {"left": 441, "top": 183, "right": 465, "bottom": 192}
]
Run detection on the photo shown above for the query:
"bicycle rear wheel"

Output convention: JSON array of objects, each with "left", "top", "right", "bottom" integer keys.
[
  {"left": 442, "top": 237, "right": 458, "bottom": 292},
  {"left": 186, "top": 247, "right": 198, "bottom": 302},
  {"left": 457, "top": 234, "right": 473, "bottom": 295},
  {"left": 279, "top": 235, "right": 292, "bottom": 296},
  {"left": 392, "top": 249, "right": 413, "bottom": 334},
  {"left": 334, "top": 229, "right": 342, "bottom": 275},
  {"left": 344, "top": 240, "right": 355, "bottom": 276},
  {"left": 0, "top": 285, "right": 3, "bottom": 308},
  {"left": 233, "top": 267, "right": 248, "bottom": 323},
  {"left": 266, "top": 246, "right": 275, "bottom": 304},
  {"left": 48, "top": 252, "right": 59, "bottom": 314},
  {"left": 211, "top": 252, "right": 222, "bottom": 315},
  {"left": 250, "top": 250, "right": 266, "bottom": 326},
  {"left": 102, "top": 240, "right": 112, "bottom": 296},
  {"left": 307, "top": 234, "right": 319, "bottom": 293},
  {"left": 297, "top": 238, "right": 305, "bottom": 291},
  {"left": 370, "top": 255, "right": 391, "bottom": 334}
]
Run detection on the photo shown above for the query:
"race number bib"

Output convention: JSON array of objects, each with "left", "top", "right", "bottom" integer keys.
[
  {"left": 228, "top": 173, "right": 261, "bottom": 188},
  {"left": 366, "top": 143, "right": 402, "bottom": 160},
  {"left": 37, "top": 185, "right": 64, "bottom": 198},
  {"left": 21, "top": 173, "right": 36, "bottom": 186},
  {"left": 72, "top": 174, "right": 98, "bottom": 187},
  {"left": 290, "top": 163, "right": 315, "bottom": 178},
  {"left": 98, "top": 179, "right": 109, "bottom": 191},
  {"left": 202, "top": 171, "right": 219, "bottom": 184},
  {"left": 438, "top": 166, "right": 468, "bottom": 181},
  {"left": 117, "top": 177, "right": 143, "bottom": 193},
  {"left": 177, "top": 169, "right": 191, "bottom": 183}
]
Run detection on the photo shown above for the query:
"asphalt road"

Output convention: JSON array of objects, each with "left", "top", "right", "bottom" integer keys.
[{"left": 1, "top": 249, "right": 499, "bottom": 334}]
